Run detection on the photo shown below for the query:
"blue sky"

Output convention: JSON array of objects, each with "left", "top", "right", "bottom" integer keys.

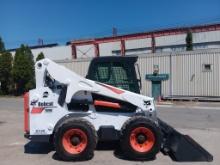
[{"left": 1, "top": 0, "right": 220, "bottom": 49}]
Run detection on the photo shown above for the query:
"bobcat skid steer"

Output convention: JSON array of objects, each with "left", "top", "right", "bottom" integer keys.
[{"left": 24, "top": 58, "right": 213, "bottom": 161}]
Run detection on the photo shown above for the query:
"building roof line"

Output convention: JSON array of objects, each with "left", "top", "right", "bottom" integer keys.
[
  {"left": 7, "top": 43, "right": 59, "bottom": 52},
  {"left": 70, "top": 23, "right": 220, "bottom": 45}
]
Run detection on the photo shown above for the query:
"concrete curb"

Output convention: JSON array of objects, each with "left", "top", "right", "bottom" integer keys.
[{"left": 156, "top": 104, "right": 220, "bottom": 110}]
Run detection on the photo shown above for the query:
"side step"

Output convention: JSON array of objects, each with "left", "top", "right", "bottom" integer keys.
[{"left": 158, "top": 118, "right": 213, "bottom": 162}]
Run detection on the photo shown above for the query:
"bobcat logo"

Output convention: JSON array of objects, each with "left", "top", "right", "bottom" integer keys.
[
  {"left": 31, "top": 100, "right": 37, "bottom": 106},
  {"left": 38, "top": 102, "right": 53, "bottom": 107},
  {"left": 31, "top": 101, "right": 54, "bottom": 107}
]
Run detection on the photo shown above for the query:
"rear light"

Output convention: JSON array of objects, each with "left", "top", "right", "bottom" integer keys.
[{"left": 24, "top": 92, "right": 29, "bottom": 133}]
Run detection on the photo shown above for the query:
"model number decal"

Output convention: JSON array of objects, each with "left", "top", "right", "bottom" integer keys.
[{"left": 35, "top": 129, "right": 46, "bottom": 134}]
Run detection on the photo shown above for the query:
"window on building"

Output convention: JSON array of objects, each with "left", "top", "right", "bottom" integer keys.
[
  {"left": 171, "top": 46, "right": 185, "bottom": 52},
  {"left": 202, "top": 64, "right": 212, "bottom": 72},
  {"left": 112, "top": 50, "right": 121, "bottom": 55},
  {"left": 194, "top": 44, "right": 208, "bottom": 50},
  {"left": 112, "top": 47, "right": 151, "bottom": 55},
  {"left": 155, "top": 48, "right": 163, "bottom": 53}
]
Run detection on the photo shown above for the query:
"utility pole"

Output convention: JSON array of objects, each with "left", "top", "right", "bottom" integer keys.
[
  {"left": 112, "top": 27, "right": 117, "bottom": 37},
  {"left": 38, "top": 38, "right": 44, "bottom": 46}
]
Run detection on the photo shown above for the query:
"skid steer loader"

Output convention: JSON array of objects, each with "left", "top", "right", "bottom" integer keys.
[{"left": 24, "top": 57, "right": 213, "bottom": 162}]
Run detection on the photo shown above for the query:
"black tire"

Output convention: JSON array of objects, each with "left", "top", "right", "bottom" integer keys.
[
  {"left": 120, "top": 116, "right": 161, "bottom": 160},
  {"left": 53, "top": 118, "right": 97, "bottom": 161}
]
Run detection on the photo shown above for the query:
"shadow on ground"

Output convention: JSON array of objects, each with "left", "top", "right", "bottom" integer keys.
[
  {"left": 24, "top": 141, "right": 54, "bottom": 154},
  {"left": 97, "top": 141, "right": 155, "bottom": 161},
  {"left": 24, "top": 141, "right": 155, "bottom": 162}
]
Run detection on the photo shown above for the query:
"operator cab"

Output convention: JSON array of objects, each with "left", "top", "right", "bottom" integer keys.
[{"left": 86, "top": 56, "right": 141, "bottom": 94}]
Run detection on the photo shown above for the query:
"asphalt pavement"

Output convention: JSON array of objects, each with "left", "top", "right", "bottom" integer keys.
[{"left": 0, "top": 97, "right": 219, "bottom": 165}]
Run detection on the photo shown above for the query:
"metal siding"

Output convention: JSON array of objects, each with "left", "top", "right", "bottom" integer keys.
[
  {"left": 137, "top": 56, "right": 152, "bottom": 96},
  {"left": 171, "top": 50, "right": 220, "bottom": 96},
  {"left": 125, "top": 38, "right": 151, "bottom": 49},
  {"left": 193, "top": 30, "right": 220, "bottom": 43},
  {"left": 137, "top": 54, "right": 171, "bottom": 96},
  {"left": 57, "top": 49, "right": 220, "bottom": 97},
  {"left": 31, "top": 45, "right": 72, "bottom": 61},
  {"left": 207, "top": 44, "right": 220, "bottom": 49},
  {"left": 58, "top": 59, "right": 90, "bottom": 77},
  {"left": 99, "top": 41, "right": 121, "bottom": 56},
  {"left": 125, "top": 49, "right": 152, "bottom": 56},
  {"left": 155, "top": 34, "right": 186, "bottom": 46}
]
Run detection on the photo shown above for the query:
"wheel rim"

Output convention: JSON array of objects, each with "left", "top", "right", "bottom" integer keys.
[
  {"left": 62, "top": 128, "right": 88, "bottom": 154},
  {"left": 129, "top": 127, "right": 155, "bottom": 153}
]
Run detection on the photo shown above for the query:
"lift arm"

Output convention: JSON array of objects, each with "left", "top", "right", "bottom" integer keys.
[{"left": 35, "top": 59, "right": 98, "bottom": 103}]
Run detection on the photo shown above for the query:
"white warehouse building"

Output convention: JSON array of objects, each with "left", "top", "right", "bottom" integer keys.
[
  {"left": 8, "top": 23, "right": 220, "bottom": 61},
  {"left": 9, "top": 43, "right": 72, "bottom": 61},
  {"left": 7, "top": 23, "right": 220, "bottom": 99},
  {"left": 70, "top": 23, "right": 220, "bottom": 59}
]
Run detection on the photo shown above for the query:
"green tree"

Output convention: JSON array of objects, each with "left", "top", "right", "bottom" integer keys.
[
  {"left": 0, "top": 37, "right": 5, "bottom": 53},
  {"left": 0, "top": 52, "right": 13, "bottom": 94},
  {"left": 36, "top": 52, "right": 45, "bottom": 61},
  {"left": 12, "top": 45, "right": 35, "bottom": 95},
  {"left": 186, "top": 31, "right": 193, "bottom": 51}
]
